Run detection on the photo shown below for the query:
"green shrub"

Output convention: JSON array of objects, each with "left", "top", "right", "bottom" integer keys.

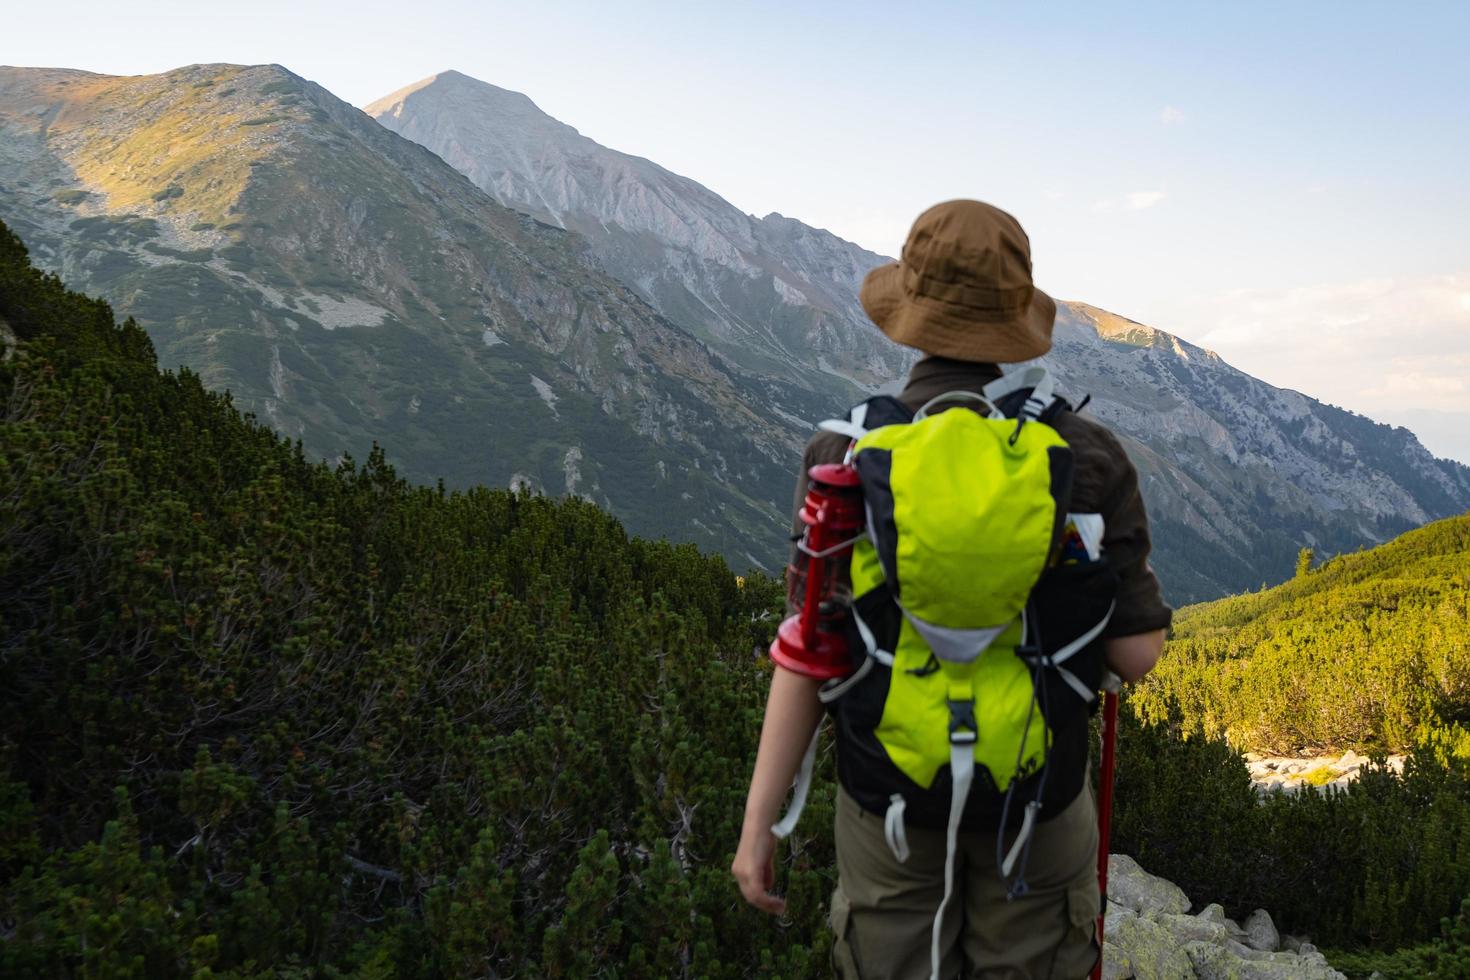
[{"left": 0, "top": 218, "right": 819, "bottom": 977}]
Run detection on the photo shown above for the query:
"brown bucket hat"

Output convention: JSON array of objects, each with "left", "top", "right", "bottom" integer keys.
[{"left": 861, "top": 200, "right": 1056, "bottom": 363}]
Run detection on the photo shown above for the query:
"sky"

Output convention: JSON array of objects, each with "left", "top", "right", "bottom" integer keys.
[{"left": 8, "top": 0, "right": 1470, "bottom": 462}]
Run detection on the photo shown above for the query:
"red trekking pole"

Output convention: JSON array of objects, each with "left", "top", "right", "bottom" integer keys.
[{"left": 1091, "top": 682, "right": 1121, "bottom": 980}]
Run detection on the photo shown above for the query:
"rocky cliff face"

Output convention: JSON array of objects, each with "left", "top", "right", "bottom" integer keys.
[
  {"left": 1038, "top": 304, "right": 1470, "bottom": 601},
  {"left": 366, "top": 71, "right": 903, "bottom": 395}
]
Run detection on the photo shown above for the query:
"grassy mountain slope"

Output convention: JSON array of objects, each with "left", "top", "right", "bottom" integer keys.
[
  {"left": 1135, "top": 513, "right": 1470, "bottom": 752},
  {"left": 0, "top": 63, "right": 826, "bottom": 569}
]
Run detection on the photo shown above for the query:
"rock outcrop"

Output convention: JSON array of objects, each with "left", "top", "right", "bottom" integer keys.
[
  {"left": 1244, "top": 750, "right": 1407, "bottom": 794},
  {"left": 1103, "top": 855, "right": 1345, "bottom": 979}
]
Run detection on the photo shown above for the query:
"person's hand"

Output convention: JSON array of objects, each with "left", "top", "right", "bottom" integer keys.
[{"left": 731, "top": 822, "right": 787, "bottom": 915}]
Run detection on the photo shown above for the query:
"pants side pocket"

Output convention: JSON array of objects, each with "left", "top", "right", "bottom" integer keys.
[{"left": 830, "top": 884, "right": 863, "bottom": 979}]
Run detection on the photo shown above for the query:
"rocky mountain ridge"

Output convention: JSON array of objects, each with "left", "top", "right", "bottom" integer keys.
[
  {"left": 1, "top": 62, "right": 1467, "bottom": 598},
  {"left": 0, "top": 63, "right": 833, "bottom": 564},
  {"left": 364, "top": 68, "right": 1470, "bottom": 600},
  {"left": 1034, "top": 303, "right": 1470, "bottom": 599},
  {"left": 366, "top": 70, "right": 904, "bottom": 393}
]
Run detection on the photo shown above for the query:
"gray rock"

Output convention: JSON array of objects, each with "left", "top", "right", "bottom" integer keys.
[
  {"left": 1195, "top": 903, "right": 1248, "bottom": 938},
  {"left": 1108, "top": 914, "right": 1196, "bottom": 980},
  {"left": 1101, "top": 940, "right": 1136, "bottom": 980},
  {"left": 1244, "top": 909, "right": 1281, "bottom": 952},
  {"left": 1198, "top": 903, "right": 1230, "bottom": 925},
  {"left": 1227, "top": 939, "right": 1275, "bottom": 961},
  {"left": 1106, "top": 903, "right": 1139, "bottom": 935},
  {"left": 1281, "top": 934, "right": 1306, "bottom": 954},
  {"left": 1109, "top": 854, "right": 1192, "bottom": 916},
  {"left": 1158, "top": 910, "right": 1235, "bottom": 945},
  {"left": 1185, "top": 941, "right": 1347, "bottom": 979}
]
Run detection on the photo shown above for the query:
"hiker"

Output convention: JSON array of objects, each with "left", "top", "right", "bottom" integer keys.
[{"left": 732, "top": 200, "right": 1171, "bottom": 979}]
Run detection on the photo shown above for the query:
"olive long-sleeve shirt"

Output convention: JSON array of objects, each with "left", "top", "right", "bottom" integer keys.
[{"left": 790, "top": 355, "right": 1172, "bottom": 637}]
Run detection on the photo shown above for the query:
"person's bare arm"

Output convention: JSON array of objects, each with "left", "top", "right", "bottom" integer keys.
[
  {"left": 732, "top": 666, "right": 826, "bottom": 914},
  {"left": 1105, "top": 628, "right": 1166, "bottom": 683}
]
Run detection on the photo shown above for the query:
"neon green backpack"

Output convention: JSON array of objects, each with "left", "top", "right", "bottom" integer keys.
[{"left": 773, "top": 367, "right": 1118, "bottom": 979}]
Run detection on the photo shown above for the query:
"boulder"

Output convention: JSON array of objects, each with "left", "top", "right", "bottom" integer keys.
[
  {"left": 1108, "top": 914, "right": 1196, "bottom": 980},
  {"left": 1244, "top": 909, "right": 1281, "bottom": 952},
  {"left": 1101, "top": 940, "right": 1136, "bottom": 980},
  {"left": 1198, "top": 903, "right": 1230, "bottom": 925},
  {"left": 1226, "top": 939, "right": 1275, "bottom": 961},
  {"left": 1195, "top": 903, "right": 1247, "bottom": 938},
  {"left": 1109, "top": 854, "right": 1191, "bottom": 916},
  {"left": 1106, "top": 902, "right": 1139, "bottom": 935},
  {"left": 1158, "top": 910, "right": 1234, "bottom": 945},
  {"left": 1185, "top": 941, "right": 1347, "bottom": 979}
]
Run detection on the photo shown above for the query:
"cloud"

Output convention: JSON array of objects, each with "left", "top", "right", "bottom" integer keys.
[
  {"left": 1091, "top": 189, "right": 1168, "bottom": 213},
  {"left": 1160, "top": 105, "right": 1187, "bottom": 126},
  {"left": 1192, "top": 272, "right": 1470, "bottom": 461}
]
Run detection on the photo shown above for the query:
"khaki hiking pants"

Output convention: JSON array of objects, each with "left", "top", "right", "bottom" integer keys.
[{"left": 830, "top": 782, "right": 1100, "bottom": 980}]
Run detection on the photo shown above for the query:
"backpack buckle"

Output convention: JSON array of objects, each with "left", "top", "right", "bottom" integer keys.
[{"left": 947, "top": 699, "right": 978, "bottom": 744}]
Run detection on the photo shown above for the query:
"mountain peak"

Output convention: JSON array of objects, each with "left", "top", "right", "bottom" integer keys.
[{"left": 363, "top": 70, "right": 557, "bottom": 129}]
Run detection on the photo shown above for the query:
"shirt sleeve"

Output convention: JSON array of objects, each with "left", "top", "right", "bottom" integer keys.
[{"left": 1092, "top": 431, "right": 1174, "bottom": 637}]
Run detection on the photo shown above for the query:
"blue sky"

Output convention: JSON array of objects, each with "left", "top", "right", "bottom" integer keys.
[{"left": 8, "top": 0, "right": 1470, "bottom": 461}]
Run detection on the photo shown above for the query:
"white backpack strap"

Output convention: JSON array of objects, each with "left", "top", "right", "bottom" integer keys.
[
  {"left": 819, "top": 655, "right": 874, "bottom": 704},
  {"left": 817, "top": 400, "right": 870, "bottom": 441},
  {"left": 981, "top": 365, "right": 1056, "bottom": 420},
  {"left": 884, "top": 794, "right": 911, "bottom": 863},
  {"left": 770, "top": 725, "right": 821, "bottom": 839},
  {"left": 851, "top": 606, "right": 895, "bottom": 667},
  {"left": 1035, "top": 601, "right": 1115, "bottom": 704},
  {"left": 930, "top": 734, "right": 974, "bottom": 980},
  {"left": 913, "top": 389, "right": 999, "bottom": 421},
  {"left": 1000, "top": 800, "right": 1042, "bottom": 877}
]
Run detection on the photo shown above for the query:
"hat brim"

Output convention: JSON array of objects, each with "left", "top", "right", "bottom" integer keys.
[{"left": 860, "top": 262, "right": 1056, "bottom": 363}]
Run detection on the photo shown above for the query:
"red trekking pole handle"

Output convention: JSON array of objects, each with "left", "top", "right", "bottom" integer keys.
[{"left": 1091, "top": 686, "right": 1120, "bottom": 980}]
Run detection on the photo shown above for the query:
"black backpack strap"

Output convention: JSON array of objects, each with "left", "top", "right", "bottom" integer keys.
[
  {"left": 1038, "top": 395, "right": 1074, "bottom": 425},
  {"left": 818, "top": 394, "right": 914, "bottom": 441}
]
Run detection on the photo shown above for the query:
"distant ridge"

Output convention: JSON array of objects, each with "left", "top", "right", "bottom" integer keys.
[
  {"left": 0, "top": 62, "right": 1465, "bottom": 600},
  {"left": 367, "top": 70, "right": 903, "bottom": 393},
  {"left": 364, "top": 68, "right": 1470, "bottom": 601}
]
